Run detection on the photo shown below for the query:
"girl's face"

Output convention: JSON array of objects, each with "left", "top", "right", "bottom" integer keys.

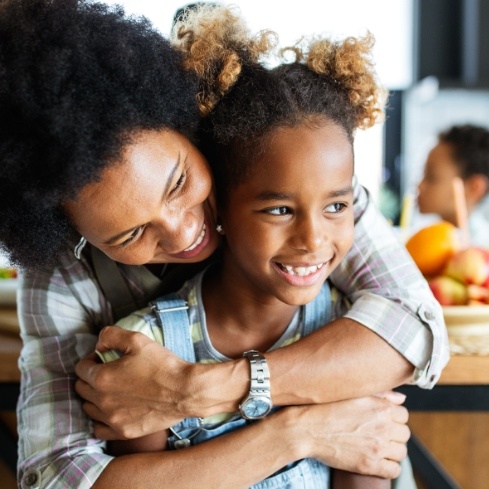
[
  {"left": 64, "top": 129, "right": 219, "bottom": 265},
  {"left": 219, "top": 122, "right": 355, "bottom": 306},
  {"left": 417, "top": 141, "right": 460, "bottom": 223}
]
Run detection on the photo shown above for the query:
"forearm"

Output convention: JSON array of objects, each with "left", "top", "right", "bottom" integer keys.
[
  {"left": 93, "top": 412, "right": 299, "bottom": 489},
  {"left": 199, "top": 317, "right": 413, "bottom": 415},
  {"left": 268, "top": 317, "right": 413, "bottom": 405},
  {"left": 332, "top": 470, "right": 390, "bottom": 489}
]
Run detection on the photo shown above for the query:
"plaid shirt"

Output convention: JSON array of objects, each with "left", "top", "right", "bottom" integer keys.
[{"left": 16, "top": 179, "right": 449, "bottom": 489}]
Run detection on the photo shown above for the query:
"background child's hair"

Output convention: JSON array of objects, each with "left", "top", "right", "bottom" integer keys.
[
  {"left": 173, "top": 4, "right": 386, "bottom": 202},
  {"left": 438, "top": 124, "right": 489, "bottom": 179}
]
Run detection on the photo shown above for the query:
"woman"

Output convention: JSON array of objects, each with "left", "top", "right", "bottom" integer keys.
[{"left": 0, "top": 1, "right": 447, "bottom": 488}]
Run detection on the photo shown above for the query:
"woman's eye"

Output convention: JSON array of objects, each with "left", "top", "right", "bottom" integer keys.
[
  {"left": 170, "top": 173, "right": 186, "bottom": 194},
  {"left": 266, "top": 206, "right": 290, "bottom": 215},
  {"left": 325, "top": 202, "right": 347, "bottom": 214},
  {"left": 119, "top": 226, "right": 143, "bottom": 247}
]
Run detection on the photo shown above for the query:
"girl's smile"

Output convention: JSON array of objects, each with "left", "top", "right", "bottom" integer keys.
[{"left": 274, "top": 260, "right": 329, "bottom": 287}]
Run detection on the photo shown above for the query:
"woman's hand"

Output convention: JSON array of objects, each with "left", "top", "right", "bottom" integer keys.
[
  {"left": 279, "top": 391, "right": 410, "bottom": 479},
  {"left": 75, "top": 327, "right": 205, "bottom": 439}
]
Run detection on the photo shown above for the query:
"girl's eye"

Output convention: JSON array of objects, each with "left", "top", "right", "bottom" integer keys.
[
  {"left": 119, "top": 226, "right": 144, "bottom": 247},
  {"left": 170, "top": 173, "right": 186, "bottom": 194},
  {"left": 325, "top": 202, "right": 347, "bottom": 214},
  {"left": 265, "top": 206, "right": 290, "bottom": 216}
]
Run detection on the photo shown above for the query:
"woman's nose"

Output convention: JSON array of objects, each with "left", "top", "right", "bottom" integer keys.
[{"left": 155, "top": 208, "right": 197, "bottom": 252}]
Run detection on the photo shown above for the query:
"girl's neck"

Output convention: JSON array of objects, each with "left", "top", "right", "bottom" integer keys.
[{"left": 202, "top": 263, "right": 299, "bottom": 359}]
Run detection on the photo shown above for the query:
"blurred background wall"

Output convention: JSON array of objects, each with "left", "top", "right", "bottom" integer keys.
[
  {"left": 104, "top": 0, "right": 414, "bottom": 212},
  {"left": 104, "top": 0, "right": 489, "bottom": 229}
]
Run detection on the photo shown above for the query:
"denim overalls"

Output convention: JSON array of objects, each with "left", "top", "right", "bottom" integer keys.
[{"left": 151, "top": 283, "right": 332, "bottom": 488}]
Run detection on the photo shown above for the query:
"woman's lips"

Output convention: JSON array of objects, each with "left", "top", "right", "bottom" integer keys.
[
  {"left": 170, "top": 221, "right": 211, "bottom": 259},
  {"left": 184, "top": 223, "right": 207, "bottom": 252}
]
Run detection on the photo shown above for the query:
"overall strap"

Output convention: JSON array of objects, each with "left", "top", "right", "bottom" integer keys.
[
  {"left": 151, "top": 293, "right": 195, "bottom": 363},
  {"left": 151, "top": 293, "right": 201, "bottom": 439},
  {"left": 303, "top": 282, "right": 332, "bottom": 336}
]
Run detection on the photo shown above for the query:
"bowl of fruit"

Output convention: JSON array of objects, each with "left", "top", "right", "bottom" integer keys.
[{"left": 405, "top": 222, "right": 489, "bottom": 355}]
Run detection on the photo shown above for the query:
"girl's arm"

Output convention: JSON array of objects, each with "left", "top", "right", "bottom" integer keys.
[
  {"left": 332, "top": 470, "right": 390, "bottom": 489},
  {"left": 108, "top": 432, "right": 168, "bottom": 456}
]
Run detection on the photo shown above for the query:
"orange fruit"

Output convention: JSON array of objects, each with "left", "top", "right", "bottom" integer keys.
[{"left": 405, "top": 221, "right": 461, "bottom": 277}]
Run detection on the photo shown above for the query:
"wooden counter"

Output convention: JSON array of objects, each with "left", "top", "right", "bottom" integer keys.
[
  {"left": 0, "top": 308, "right": 20, "bottom": 383},
  {"left": 438, "top": 354, "right": 489, "bottom": 384},
  {"left": 402, "top": 355, "right": 489, "bottom": 489}
]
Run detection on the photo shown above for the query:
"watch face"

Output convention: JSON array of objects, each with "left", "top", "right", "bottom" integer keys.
[{"left": 242, "top": 398, "right": 272, "bottom": 419}]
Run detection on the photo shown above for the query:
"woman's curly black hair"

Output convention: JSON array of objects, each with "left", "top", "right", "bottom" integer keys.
[
  {"left": 172, "top": 4, "right": 386, "bottom": 204},
  {"left": 0, "top": 0, "right": 199, "bottom": 269},
  {"left": 438, "top": 124, "right": 489, "bottom": 179}
]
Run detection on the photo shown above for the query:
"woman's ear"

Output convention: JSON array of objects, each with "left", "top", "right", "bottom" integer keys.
[{"left": 465, "top": 174, "right": 489, "bottom": 207}]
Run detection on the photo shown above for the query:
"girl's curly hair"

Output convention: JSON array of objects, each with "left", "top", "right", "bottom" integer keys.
[
  {"left": 173, "top": 4, "right": 386, "bottom": 202},
  {"left": 0, "top": 0, "right": 199, "bottom": 269}
]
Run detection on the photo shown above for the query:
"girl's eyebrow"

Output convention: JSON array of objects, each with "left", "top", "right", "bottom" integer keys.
[
  {"left": 256, "top": 185, "right": 353, "bottom": 202},
  {"left": 329, "top": 185, "right": 354, "bottom": 197},
  {"left": 256, "top": 191, "right": 291, "bottom": 201},
  {"left": 103, "top": 154, "right": 182, "bottom": 245}
]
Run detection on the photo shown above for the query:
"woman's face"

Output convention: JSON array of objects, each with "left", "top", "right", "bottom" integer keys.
[{"left": 64, "top": 129, "right": 219, "bottom": 265}]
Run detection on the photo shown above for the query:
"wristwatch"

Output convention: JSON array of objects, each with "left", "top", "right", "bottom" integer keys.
[{"left": 239, "top": 350, "right": 273, "bottom": 420}]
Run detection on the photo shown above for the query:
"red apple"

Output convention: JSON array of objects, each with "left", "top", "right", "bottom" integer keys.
[
  {"left": 428, "top": 275, "right": 468, "bottom": 306},
  {"left": 466, "top": 284, "right": 489, "bottom": 304},
  {"left": 443, "top": 247, "right": 489, "bottom": 287}
]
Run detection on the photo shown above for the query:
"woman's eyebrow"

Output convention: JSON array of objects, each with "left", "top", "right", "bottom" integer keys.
[{"left": 103, "top": 154, "right": 182, "bottom": 245}]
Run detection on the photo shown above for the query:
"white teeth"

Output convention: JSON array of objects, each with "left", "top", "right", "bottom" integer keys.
[
  {"left": 280, "top": 263, "right": 325, "bottom": 276},
  {"left": 185, "top": 224, "right": 206, "bottom": 251}
]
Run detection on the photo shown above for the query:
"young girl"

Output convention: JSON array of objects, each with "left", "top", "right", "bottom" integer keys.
[
  {"left": 98, "top": 5, "right": 409, "bottom": 487},
  {"left": 417, "top": 124, "right": 489, "bottom": 246}
]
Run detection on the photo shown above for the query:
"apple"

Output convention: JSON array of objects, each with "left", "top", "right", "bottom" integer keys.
[
  {"left": 428, "top": 275, "right": 468, "bottom": 306},
  {"left": 443, "top": 247, "right": 489, "bottom": 287},
  {"left": 466, "top": 284, "right": 489, "bottom": 304}
]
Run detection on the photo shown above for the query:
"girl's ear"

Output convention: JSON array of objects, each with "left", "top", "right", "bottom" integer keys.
[{"left": 465, "top": 174, "right": 489, "bottom": 207}]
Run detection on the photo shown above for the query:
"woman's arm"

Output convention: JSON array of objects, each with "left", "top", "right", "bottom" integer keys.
[
  {"left": 75, "top": 180, "right": 448, "bottom": 439},
  {"left": 17, "top": 255, "right": 116, "bottom": 489},
  {"left": 92, "top": 395, "right": 408, "bottom": 489}
]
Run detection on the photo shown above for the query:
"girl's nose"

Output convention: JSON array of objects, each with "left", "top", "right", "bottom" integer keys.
[{"left": 290, "top": 215, "right": 328, "bottom": 253}]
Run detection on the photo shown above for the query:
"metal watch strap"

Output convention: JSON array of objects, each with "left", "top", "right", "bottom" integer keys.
[{"left": 243, "top": 350, "right": 270, "bottom": 396}]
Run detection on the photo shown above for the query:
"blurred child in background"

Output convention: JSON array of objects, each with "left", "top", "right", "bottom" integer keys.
[{"left": 417, "top": 124, "right": 489, "bottom": 246}]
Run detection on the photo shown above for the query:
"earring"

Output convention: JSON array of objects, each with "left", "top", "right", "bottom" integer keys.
[
  {"left": 216, "top": 224, "right": 224, "bottom": 234},
  {"left": 74, "top": 237, "right": 87, "bottom": 260}
]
